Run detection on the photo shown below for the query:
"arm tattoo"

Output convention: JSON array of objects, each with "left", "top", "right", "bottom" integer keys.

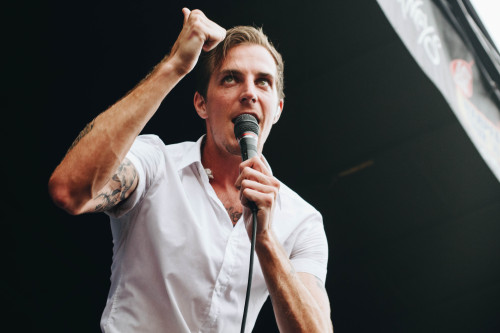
[
  {"left": 67, "top": 118, "right": 96, "bottom": 154},
  {"left": 225, "top": 206, "right": 242, "bottom": 224},
  {"left": 94, "top": 159, "right": 137, "bottom": 212}
]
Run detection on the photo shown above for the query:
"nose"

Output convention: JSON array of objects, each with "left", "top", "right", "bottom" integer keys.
[{"left": 239, "top": 80, "right": 257, "bottom": 104}]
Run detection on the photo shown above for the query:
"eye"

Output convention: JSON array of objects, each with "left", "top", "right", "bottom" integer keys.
[
  {"left": 256, "top": 78, "right": 270, "bottom": 86},
  {"left": 222, "top": 75, "right": 235, "bottom": 84}
]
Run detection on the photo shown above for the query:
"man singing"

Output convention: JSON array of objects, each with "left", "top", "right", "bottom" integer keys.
[{"left": 49, "top": 8, "right": 332, "bottom": 332}]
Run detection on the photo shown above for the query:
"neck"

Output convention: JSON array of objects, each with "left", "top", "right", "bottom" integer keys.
[{"left": 201, "top": 136, "right": 242, "bottom": 188}]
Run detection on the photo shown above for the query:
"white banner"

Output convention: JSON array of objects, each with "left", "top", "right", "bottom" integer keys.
[{"left": 377, "top": 0, "right": 500, "bottom": 182}]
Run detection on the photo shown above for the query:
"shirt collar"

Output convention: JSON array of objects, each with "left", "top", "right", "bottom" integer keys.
[
  {"left": 177, "top": 135, "right": 281, "bottom": 208},
  {"left": 177, "top": 135, "right": 205, "bottom": 172}
]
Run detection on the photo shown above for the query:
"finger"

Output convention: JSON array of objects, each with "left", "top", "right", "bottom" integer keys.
[
  {"left": 235, "top": 157, "right": 274, "bottom": 188},
  {"left": 235, "top": 167, "right": 276, "bottom": 189},
  {"left": 238, "top": 178, "right": 279, "bottom": 209},
  {"left": 183, "top": 9, "right": 225, "bottom": 51},
  {"left": 182, "top": 7, "right": 191, "bottom": 25},
  {"left": 241, "top": 179, "right": 277, "bottom": 197},
  {"left": 202, "top": 26, "right": 226, "bottom": 51},
  {"left": 239, "top": 156, "right": 272, "bottom": 176},
  {"left": 241, "top": 188, "right": 275, "bottom": 209}
]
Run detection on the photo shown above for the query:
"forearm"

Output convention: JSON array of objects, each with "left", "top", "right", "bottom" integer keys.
[
  {"left": 256, "top": 232, "right": 332, "bottom": 333},
  {"left": 49, "top": 59, "right": 184, "bottom": 213}
]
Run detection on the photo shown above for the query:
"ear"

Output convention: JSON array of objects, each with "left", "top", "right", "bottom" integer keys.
[
  {"left": 273, "top": 99, "right": 284, "bottom": 124},
  {"left": 194, "top": 91, "right": 208, "bottom": 119}
]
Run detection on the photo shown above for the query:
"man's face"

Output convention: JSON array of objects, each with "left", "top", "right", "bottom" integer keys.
[{"left": 195, "top": 43, "right": 283, "bottom": 157}]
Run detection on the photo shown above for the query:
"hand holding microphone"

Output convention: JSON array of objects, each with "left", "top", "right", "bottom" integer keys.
[{"left": 234, "top": 114, "right": 280, "bottom": 235}]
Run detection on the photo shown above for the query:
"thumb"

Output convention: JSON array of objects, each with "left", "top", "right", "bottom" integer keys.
[{"left": 182, "top": 7, "right": 191, "bottom": 25}]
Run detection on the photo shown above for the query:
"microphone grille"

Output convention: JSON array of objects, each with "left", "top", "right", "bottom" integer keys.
[{"left": 234, "top": 114, "right": 260, "bottom": 139}]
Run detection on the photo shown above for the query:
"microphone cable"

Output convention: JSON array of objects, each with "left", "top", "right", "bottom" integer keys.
[{"left": 240, "top": 203, "right": 258, "bottom": 333}]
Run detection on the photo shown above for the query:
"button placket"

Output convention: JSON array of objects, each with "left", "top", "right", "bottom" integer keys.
[{"left": 201, "top": 220, "right": 242, "bottom": 331}]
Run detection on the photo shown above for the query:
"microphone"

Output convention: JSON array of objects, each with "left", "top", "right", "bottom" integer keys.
[
  {"left": 234, "top": 114, "right": 260, "bottom": 333},
  {"left": 233, "top": 114, "right": 260, "bottom": 161}
]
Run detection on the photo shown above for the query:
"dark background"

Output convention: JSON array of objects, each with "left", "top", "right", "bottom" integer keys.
[{"left": 7, "top": 0, "right": 500, "bottom": 332}]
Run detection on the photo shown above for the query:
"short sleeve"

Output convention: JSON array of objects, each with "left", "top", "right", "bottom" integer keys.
[
  {"left": 105, "top": 135, "right": 164, "bottom": 218},
  {"left": 289, "top": 212, "right": 329, "bottom": 283}
]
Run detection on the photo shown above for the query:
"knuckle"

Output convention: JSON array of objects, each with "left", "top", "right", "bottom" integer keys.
[
  {"left": 191, "top": 18, "right": 204, "bottom": 30},
  {"left": 264, "top": 194, "right": 273, "bottom": 206},
  {"left": 243, "top": 166, "right": 252, "bottom": 175},
  {"left": 190, "top": 9, "right": 204, "bottom": 16},
  {"left": 239, "top": 161, "right": 249, "bottom": 172}
]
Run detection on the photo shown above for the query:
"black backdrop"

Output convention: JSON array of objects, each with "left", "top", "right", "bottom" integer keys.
[{"left": 7, "top": 0, "right": 500, "bottom": 332}]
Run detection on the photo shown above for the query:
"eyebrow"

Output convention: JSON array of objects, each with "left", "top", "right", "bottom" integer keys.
[{"left": 217, "top": 69, "right": 275, "bottom": 80}]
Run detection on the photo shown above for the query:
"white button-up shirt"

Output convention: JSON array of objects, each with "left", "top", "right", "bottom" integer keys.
[{"left": 100, "top": 135, "right": 328, "bottom": 333}]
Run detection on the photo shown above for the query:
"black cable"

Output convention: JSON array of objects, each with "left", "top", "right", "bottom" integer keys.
[{"left": 240, "top": 204, "right": 258, "bottom": 333}]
